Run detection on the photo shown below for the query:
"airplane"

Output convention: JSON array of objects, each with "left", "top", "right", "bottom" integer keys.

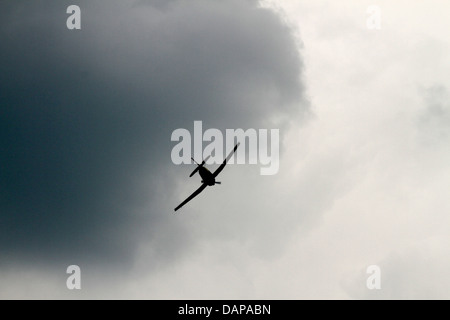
[{"left": 174, "top": 143, "right": 240, "bottom": 212}]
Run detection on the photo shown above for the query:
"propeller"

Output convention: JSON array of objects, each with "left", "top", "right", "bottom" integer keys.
[{"left": 189, "top": 155, "right": 211, "bottom": 177}]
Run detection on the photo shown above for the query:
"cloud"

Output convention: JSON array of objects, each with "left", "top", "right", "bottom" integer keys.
[
  {"left": 417, "top": 85, "right": 450, "bottom": 145},
  {"left": 344, "top": 238, "right": 450, "bottom": 299},
  {"left": 0, "top": 0, "right": 307, "bottom": 276},
  {"left": 3, "top": 0, "right": 450, "bottom": 300}
]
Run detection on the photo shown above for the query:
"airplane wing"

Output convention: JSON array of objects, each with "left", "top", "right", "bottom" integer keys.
[
  {"left": 174, "top": 183, "right": 208, "bottom": 212},
  {"left": 213, "top": 143, "right": 240, "bottom": 178}
]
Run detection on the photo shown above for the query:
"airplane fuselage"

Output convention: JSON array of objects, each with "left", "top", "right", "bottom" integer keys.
[
  {"left": 198, "top": 166, "right": 216, "bottom": 186},
  {"left": 174, "top": 143, "right": 239, "bottom": 211}
]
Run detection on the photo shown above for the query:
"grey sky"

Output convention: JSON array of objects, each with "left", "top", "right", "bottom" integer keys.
[
  {"left": 0, "top": 0, "right": 307, "bottom": 297},
  {"left": 1, "top": 0, "right": 450, "bottom": 299}
]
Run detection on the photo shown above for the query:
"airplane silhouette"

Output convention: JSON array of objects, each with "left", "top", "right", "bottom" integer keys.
[{"left": 174, "top": 143, "right": 240, "bottom": 212}]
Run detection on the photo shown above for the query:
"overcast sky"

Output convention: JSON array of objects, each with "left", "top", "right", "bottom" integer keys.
[{"left": 1, "top": 0, "right": 450, "bottom": 299}]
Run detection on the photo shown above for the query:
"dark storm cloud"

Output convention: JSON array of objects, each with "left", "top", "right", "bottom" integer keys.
[{"left": 0, "top": 0, "right": 306, "bottom": 267}]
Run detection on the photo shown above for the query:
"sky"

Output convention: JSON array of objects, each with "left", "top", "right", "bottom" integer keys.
[{"left": 0, "top": 0, "right": 449, "bottom": 299}]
